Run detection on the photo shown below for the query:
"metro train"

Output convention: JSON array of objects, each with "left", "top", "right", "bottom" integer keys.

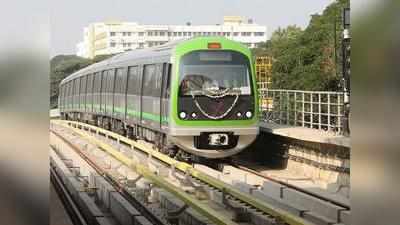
[{"left": 59, "top": 37, "right": 259, "bottom": 159}]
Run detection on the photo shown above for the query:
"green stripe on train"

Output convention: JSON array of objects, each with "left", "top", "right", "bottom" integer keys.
[{"left": 69, "top": 104, "right": 168, "bottom": 123}]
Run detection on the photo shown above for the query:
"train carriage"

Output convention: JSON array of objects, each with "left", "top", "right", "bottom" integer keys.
[{"left": 59, "top": 37, "right": 259, "bottom": 159}]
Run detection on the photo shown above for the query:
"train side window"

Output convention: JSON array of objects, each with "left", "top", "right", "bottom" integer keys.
[
  {"left": 115, "top": 68, "right": 125, "bottom": 94},
  {"left": 107, "top": 69, "right": 115, "bottom": 93},
  {"left": 127, "top": 66, "right": 139, "bottom": 95},
  {"left": 122, "top": 67, "right": 128, "bottom": 94},
  {"left": 70, "top": 81, "right": 74, "bottom": 104},
  {"left": 101, "top": 71, "right": 107, "bottom": 93},
  {"left": 162, "top": 63, "right": 171, "bottom": 98},
  {"left": 62, "top": 84, "right": 66, "bottom": 107},
  {"left": 94, "top": 72, "right": 101, "bottom": 93},
  {"left": 115, "top": 69, "right": 121, "bottom": 93},
  {"left": 153, "top": 64, "right": 162, "bottom": 97},
  {"left": 143, "top": 64, "right": 156, "bottom": 96},
  {"left": 80, "top": 76, "right": 87, "bottom": 96},
  {"left": 73, "top": 79, "right": 76, "bottom": 96},
  {"left": 67, "top": 81, "right": 70, "bottom": 97},
  {"left": 74, "top": 78, "right": 80, "bottom": 96},
  {"left": 66, "top": 82, "right": 70, "bottom": 98},
  {"left": 92, "top": 73, "right": 97, "bottom": 93},
  {"left": 87, "top": 74, "right": 93, "bottom": 94},
  {"left": 70, "top": 81, "right": 74, "bottom": 96},
  {"left": 70, "top": 81, "right": 72, "bottom": 97}
]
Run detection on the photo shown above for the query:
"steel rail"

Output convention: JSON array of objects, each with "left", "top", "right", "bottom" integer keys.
[
  {"left": 50, "top": 129, "right": 168, "bottom": 225},
  {"left": 52, "top": 119, "right": 314, "bottom": 225},
  {"left": 231, "top": 161, "right": 350, "bottom": 210},
  {"left": 51, "top": 122, "right": 237, "bottom": 225}
]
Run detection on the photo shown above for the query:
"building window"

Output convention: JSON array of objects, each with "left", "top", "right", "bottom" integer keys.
[
  {"left": 147, "top": 31, "right": 153, "bottom": 36},
  {"left": 178, "top": 32, "right": 182, "bottom": 36},
  {"left": 110, "top": 32, "right": 116, "bottom": 36},
  {"left": 138, "top": 32, "right": 144, "bottom": 36},
  {"left": 159, "top": 31, "right": 165, "bottom": 36},
  {"left": 183, "top": 32, "right": 187, "bottom": 36},
  {"left": 110, "top": 42, "right": 116, "bottom": 47},
  {"left": 254, "top": 32, "right": 265, "bottom": 36},
  {"left": 233, "top": 32, "right": 239, "bottom": 36},
  {"left": 123, "top": 43, "right": 132, "bottom": 48}
]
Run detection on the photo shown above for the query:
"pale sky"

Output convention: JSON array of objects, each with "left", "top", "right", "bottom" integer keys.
[{"left": 50, "top": 0, "right": 334, "bottom": 57}]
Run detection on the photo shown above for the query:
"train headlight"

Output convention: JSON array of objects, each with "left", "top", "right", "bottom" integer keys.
[
  {"left": 179, "top": 111, "right": 187, "bottom": 119},
  {"left": 236, "top": 112, "right": 242, "bottom": 117},
  {"left": 245, "top": 111, "right": 252, "bottom": 118},
  {"left": 191, "top": 112, "right": 197, "bottom": 118}
]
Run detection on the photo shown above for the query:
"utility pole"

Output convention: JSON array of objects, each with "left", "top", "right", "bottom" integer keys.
[{"left": 342, "top": 8, "right": 350, "bottom": 136}]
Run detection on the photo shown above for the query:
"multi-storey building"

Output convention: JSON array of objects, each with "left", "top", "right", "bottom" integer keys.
[{"left": 76, "top": 16, "right": 268, "bottom": 59}]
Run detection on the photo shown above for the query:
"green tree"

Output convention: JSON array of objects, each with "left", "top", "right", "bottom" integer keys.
[{"left": 253, "top": 0, "right": 349, "bottom": 91}]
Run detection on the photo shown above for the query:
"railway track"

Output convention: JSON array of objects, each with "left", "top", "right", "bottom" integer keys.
[
  {"left": 50, "top": 119, "right": 350, "bottom": 225},
  {"left": 50, "top": 135, "right": 168, "bottom": 225},
  {"left": 230, "top": 162, "right": 350, "bottom": 210},
  {"left": 51, "top": 119, "right": 314, "bottom": 225},
  {"left": 50, "top": 157, "right": 87, "bottom": 225}
]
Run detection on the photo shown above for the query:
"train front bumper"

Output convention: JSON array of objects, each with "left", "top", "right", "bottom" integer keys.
[{"left": 168, "top": 126, "right": 259, "bottom": 158}]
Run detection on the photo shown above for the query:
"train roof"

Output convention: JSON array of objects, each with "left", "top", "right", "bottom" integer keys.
[
  {"left": 60, "top": 37, "right": 250, "bottom": 85},
  {"left": 60, "top": 40, "right": 184, "bottom": 85}
]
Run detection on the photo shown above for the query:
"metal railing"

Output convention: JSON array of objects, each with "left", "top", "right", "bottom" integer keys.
[{"left": 258, "top": 87, "right": 344, "bottom": 133}]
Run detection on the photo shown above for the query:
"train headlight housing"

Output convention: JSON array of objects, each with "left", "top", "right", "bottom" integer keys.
[
  {"left": 191, "top": 112, "right": 197, "bottom": 118},
  {"left": 236, "top": 112, "right": 242, "bottom": 117},
  {"left": 245, "top": 111, "right": 253, "bottom": 118},
  {"left": 179, "top": 111, "right": 187, "bottom": 119}
]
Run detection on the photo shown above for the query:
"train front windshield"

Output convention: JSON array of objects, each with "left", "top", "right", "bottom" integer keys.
[{"left": 179, "top": 50, "right": 252, "bottom": 96}]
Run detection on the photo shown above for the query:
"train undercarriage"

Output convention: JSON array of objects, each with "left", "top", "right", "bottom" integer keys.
[{"left": 62, "top": 111, "right": 218, "bottom": 163}]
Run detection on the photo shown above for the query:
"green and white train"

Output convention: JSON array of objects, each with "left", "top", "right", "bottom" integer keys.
[{"left": 59, "top": 37, "right": 259, "bottom": 159}]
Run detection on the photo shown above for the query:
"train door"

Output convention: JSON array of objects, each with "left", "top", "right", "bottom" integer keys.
[
  {"left": 106, "top": 69, "right": 116, "bottom": 117},
  {"left": 100, "top": 71, "right": 107, "bottom": 115},
  {"left": 74, "top": 78, "right": 80, "bottom": 112},
  {"left": 93, "top": 72, "right": 100, "bottom": 114},
  {"left": 86, "top": 74, "right": 93, "bottom": 114},
  {"left": 79, "top": 75, "right": 87, "bottom": 112},
  {"left": 113, "top": 68, "right": 127, "bottom": 120},
  {"left": 160, "top": 63, "right": 171, "bottom": 131},
  {"left": 141, "top": 64, "right": 162, "bottom": 131},
  {"left": 126, "top": 66, "right": 141, "bottom": 124},
  {"left": 67, "top": 81, "right": 72, "bottom": 111}
]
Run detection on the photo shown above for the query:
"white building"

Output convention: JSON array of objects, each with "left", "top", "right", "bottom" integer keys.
[{"left": 76, "top": 16, "right": 268, "bottom": 59}]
